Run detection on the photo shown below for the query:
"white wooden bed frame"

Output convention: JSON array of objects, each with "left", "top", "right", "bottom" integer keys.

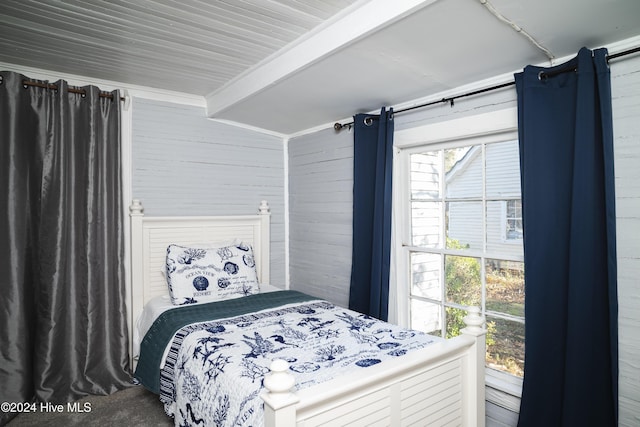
[{"left": 129, "top": 199, "right": 486, "bottom": 427}]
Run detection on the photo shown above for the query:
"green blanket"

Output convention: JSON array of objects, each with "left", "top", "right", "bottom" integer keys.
[{"left": 134, "top": 290, "right": 317, "bottom": 394}]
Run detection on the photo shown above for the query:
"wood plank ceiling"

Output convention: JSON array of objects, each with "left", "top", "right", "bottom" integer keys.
[{"left": 0, "top": 0, "right": 360, "bottom": 96}]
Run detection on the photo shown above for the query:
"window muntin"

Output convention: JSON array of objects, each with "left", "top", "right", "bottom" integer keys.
[{"left": 405, "top": 138, "right": 525, "bottom": 377}]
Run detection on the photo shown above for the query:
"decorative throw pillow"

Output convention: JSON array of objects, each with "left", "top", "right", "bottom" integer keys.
[{"left": 165, "top": 242, "right": 259, "bottom": 305}]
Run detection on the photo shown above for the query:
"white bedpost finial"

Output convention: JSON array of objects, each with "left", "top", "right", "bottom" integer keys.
[
  {"left": 130, "top": 199, "right": 144, "bottom": 215},
  {"left": 259, "top": 200, "right": 270, "bottom": 215},
  {"left": 462, "top": 306, "right": 485, "bottom": 334},
  {"left": 262, "top": 359, "right": 299, "bottom": 427},
  {"left": 263, "top": 359, "right": 295, "bottom": 399}
]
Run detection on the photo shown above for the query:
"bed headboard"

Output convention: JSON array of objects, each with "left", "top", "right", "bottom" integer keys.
[{"left": 128, "top": 199, "right": 270, "bottom": 359}]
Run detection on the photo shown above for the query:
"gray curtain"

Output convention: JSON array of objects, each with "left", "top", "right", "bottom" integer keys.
[{"left": 0, "top": 71, "right": 131, "bottom": 424}]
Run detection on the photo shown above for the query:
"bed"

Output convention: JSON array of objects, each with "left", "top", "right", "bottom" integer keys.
[{"left": 129, "top": 199, "right": 487, "bottom": 427}]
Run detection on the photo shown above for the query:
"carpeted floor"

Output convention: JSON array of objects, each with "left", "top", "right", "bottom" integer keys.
[{"left": 6, "top": 386, "right": 173, "bottom": 427}]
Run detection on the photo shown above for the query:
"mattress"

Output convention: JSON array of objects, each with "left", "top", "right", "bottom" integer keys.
[
  {"left": 132, "top": 283, "right": 283, "bottom": 359},
  {"left": 134, "top": 290, "right": 441, "bottom": 426}
]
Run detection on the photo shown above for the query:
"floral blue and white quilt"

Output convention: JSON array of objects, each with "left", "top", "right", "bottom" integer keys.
[{"left": 151, "top": 291, "right": 440, "bottom": 427}]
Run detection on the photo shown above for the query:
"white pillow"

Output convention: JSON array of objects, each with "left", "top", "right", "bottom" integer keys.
[{"left": 165, "top": 242, "right": 259, "bottom": 305}]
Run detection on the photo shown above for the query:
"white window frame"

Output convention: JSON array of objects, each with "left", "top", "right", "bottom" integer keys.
[
  {"left": 501, "top": 199, "right": 523, "bottom": 243},
  {"left": 390, "top": 107, "right": 523, "bottom": 412}
]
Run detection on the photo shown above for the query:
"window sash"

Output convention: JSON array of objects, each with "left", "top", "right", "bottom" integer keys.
[{"left": 396, "top": 131, "right": 524, "bottom": 379}]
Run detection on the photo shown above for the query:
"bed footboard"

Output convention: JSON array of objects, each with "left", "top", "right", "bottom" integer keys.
[{"left": 262, "top": 307, "right": 486, "bottom": 427}]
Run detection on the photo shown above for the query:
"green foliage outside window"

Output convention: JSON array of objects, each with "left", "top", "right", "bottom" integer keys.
[
  {"left": 444, "top": 238, "right": 524, "bottom": 376},
  {"left": 444, "top": 238, "right": 495, "bottom": 344}
]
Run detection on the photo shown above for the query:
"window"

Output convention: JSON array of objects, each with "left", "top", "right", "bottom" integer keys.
[
  {"left": 394, "top": 112, "right": 524, "bottom": 382},
  {"left": 504, "top": 199, "right": 523, "bottom": 241}
]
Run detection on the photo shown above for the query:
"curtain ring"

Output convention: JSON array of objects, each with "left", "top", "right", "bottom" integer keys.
[
  {"left": 364, "top": 117, "right": 374, "bottom": 126},
  {"left": 538, "top": 71, "right": 547, "bottom": 81},
  {"left": 0, "top": 75, "right": 3, "bottom": 85}
]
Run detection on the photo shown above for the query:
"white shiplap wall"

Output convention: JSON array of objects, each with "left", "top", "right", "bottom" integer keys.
[
  {"left": 611, "top": 53, "right": 640, "bottom": 427},
  {"left": 288, "top": 53, "right": 640, "bottom": 425},
  {"left": 131, "top": 97, "right": 286, "bottom": 286},
  {"left": 288, "top": 127, "right": 353, "bottom": 307}
]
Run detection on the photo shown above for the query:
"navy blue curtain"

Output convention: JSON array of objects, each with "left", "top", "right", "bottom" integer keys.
[
  {"left": 515, "top": 48, "right": 618, "bottom": 426},
  {"left": 349, "top": 108, "right": 394, "bottom": 321}
]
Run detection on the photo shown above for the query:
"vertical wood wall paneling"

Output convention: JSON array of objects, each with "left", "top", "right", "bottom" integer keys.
[
  {"left": 131, "top": 97, "right": 286, "bottom": 286},
  {"left": 288, "top": 127, "right": 354, "bottom": 307}
]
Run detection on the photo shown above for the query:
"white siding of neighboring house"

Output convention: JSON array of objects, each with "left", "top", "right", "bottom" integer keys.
[
  {"left": 410, "top": 151, "right": 442, "bottom": 249},
  {"left": 485, "top": 140, "right": 523, "bottom": 258},
  {"left": 446, "top": 141, "right": 523, "bottom": 258}
]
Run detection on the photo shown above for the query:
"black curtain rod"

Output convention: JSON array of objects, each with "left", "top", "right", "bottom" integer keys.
[
  {"left": 20, "top": 79, "right": 125, "bottom": 102},
  {"left": 539, "top": 45, "right": 640, "bottom": 79},
  {"left": 334, "top": 45, "right": 640, "bottom": 131}
]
